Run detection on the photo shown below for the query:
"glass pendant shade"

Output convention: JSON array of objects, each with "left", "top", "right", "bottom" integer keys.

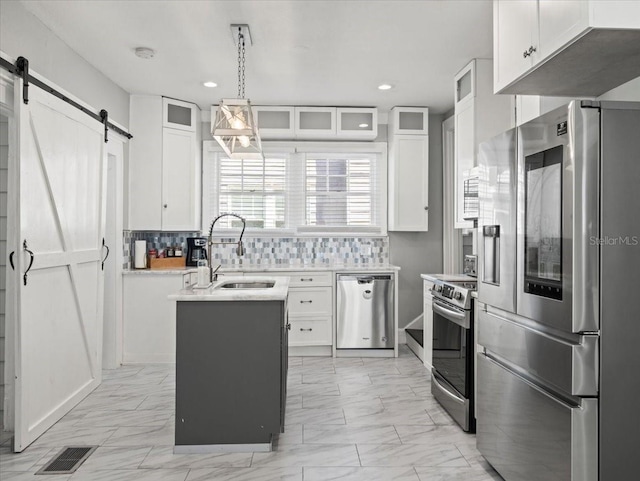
[{"left": 212, "top": 98, "right": 263, "bottom": 160}]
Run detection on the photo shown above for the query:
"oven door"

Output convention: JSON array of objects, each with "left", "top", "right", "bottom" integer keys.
[{"left": 431, "top": 299, "right": 472, "bottom": 398}]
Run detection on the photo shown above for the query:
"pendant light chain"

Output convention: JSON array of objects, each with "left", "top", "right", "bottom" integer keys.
[{"left": 237, "top": 27, "right": 246, "bottom": 99}]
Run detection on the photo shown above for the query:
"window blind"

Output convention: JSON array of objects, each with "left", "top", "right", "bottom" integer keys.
[
  {"left": 216, "top": 156, "right": 286, "bottom": 229},
  {"left": 203, "top": 146, "right": 385, "bottom": 234},
  {"left": 305, "top": 155, "right": 375, "bottom": 227}
]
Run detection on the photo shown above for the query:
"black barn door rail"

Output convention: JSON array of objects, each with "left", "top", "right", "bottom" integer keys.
[{"left": 0, "top": 56, "right": 133, "bottom": 142}]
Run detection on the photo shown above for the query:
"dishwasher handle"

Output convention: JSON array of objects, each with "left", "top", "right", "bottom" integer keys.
[{"left": 337, "top": 274, "right": 393, "bottom": 282}]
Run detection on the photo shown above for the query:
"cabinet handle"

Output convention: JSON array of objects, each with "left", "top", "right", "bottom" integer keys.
[
  {"left": 523, "top": 45, "right": 537, "bottom": 58},
  {"left": 163, "top": 204, "right": 168, "bottom": 208},
  {"left": 300, "top": 300, "right": 313, "bottom": 304},
  {"left": 300, "top": 328, "right": 313, "bottom": 332},
  {"left": 424, "top": 206, "right": 429, "bottom": 211},
  {"left": 286, "top": 323, "right": 291, "bottom": 331},
  {"left": 300, "top": 278, "right": 313, "bottom": 282}
]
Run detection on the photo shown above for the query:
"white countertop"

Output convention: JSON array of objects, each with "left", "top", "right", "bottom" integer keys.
[
  {"left": 421, "top": 273, "right": 477, "bottom": 282},
  {"left": 168, "top": 276, "right": 289, "bottom": 302},
  {"left": 125, "top": 267, "right": 198, "bottom": 275},
  {"left": 125, "top": 263, "right": 400, "bottom": 275}
]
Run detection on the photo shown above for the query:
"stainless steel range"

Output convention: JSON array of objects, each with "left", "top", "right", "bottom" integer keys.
[{"left": 430, "top": 276, "right": 477, "bottom": 432}]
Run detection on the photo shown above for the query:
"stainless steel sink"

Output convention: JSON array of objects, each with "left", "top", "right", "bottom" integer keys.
[{"left": 218, "top": 281, "right": 275, "bottom": 289}]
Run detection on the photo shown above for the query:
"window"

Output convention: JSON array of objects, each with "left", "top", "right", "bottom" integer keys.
[
  {"left": 203, "top": 142, "right": 386, "bottom": 234},
  {"left": 217, "top": 157, "right": 286, "bottom": 228},
  {"left": 305, "top": 155, "right": 374, "bottom": 227}
]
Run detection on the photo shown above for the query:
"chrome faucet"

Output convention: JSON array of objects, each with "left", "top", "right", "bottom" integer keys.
[{"left": 207, "top": 212, "right": 246, "bottom": 282}]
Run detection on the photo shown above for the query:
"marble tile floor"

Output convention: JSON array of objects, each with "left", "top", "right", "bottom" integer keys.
[{"left": 0, "top": 345, "right": 502, "bottom": 481}]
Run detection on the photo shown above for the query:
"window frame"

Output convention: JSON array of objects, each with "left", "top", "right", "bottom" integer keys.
[{"left": 202, "top": 140, "right": 388, "bottom": 237}]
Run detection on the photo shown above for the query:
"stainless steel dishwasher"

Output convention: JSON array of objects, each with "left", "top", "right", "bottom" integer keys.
[{"left": 337, "top": 274, "right": 394, "bottom": 349}]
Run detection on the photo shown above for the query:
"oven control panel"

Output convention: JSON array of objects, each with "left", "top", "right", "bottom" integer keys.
[
  {"left": 442, "top": 285, "right": 456, "bottom": 299},
  {"left": 431, "top": 279, "right": 476, "bottom": 310}
]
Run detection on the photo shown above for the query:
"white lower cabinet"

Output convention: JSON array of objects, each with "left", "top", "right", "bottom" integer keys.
[
  {"left": 245, "top": 270, "right": 333, "bottom": 347},
  {"left": 423, "top": 280, "right": 434, "bottom": 370},
  {"left": 123, "top": 274, "right": 183, "bottom": 363},
  {"left": 289, "top": 318, "right": 332, "bottom": 346}
]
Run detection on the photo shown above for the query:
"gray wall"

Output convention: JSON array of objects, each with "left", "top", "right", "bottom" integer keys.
[
  {"left": 0, "top": 1, "right": 130, "bottom": 127},
  {"left": 389, "top": 114, "right": 444, "bottom": 329}
]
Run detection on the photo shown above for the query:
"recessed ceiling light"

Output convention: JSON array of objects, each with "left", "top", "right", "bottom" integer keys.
[
  {"left": 134, "top": 47, "right": 156, "bottom": 59},
  {"left": 359, "top": 123, "right": 369, "bottom": 128},
  {"left": 378, "top": 84, "right": 393, "bottom": 90},
  {"left": 203, "top": 81, "right": 218, "bottom": 88}
]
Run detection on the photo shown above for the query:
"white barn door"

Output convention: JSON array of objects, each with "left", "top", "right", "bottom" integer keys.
[{"left": 10, "top": 79, "right": 107, "bottom": 451}]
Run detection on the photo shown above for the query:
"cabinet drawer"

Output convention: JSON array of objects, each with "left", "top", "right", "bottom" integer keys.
[
  {"left": 287, "top": 288, "right": 332, "bottom": 316},
  {"left": 286, "top": 271, "right": 333, "bottom": 287},
  {"left": 289, "top": 318, "right": 332, "bottom": 346}
]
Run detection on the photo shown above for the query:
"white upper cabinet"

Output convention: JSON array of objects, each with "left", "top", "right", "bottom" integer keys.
[
  {"left": 454, "top": 59, "right": 514, "bottom": 229},
  {"left": 388, "top": 134, "right": 429, "bottom": 231},
  {"left": 129, "top": 95, "right": 201, "bottom": 231},
  {"left": 388, "top": 107, "right": 429, "bottom": 232},
  {"left": 294, "top": 107, "right": 336, "bottom": 139},
  {"left": 163, "top": 97, "right": 198, "bottom": 132},
  {"left": 162, "top": 128, "right": 200, "bottom": 231},
  {"left": 253, "top": 106, "right": 295, "bottom": 139},
  {"left": 494, "top": 0, "right": 538, "bottom": 93},
  {"left": 494, "top": 0, "right": 640, "bottom": 95},
  {"left": 336, "top": 108, "right": 378, "bottom": 139},
  {"left": 537, "top": 0, "right": 589, "bottom": 59},
  {"left": 454, "top": 101, "right": 475, "bottom": 229},
  {"left": 252, "top": 106, "right": 378, "bottom": 140},
  {"left": 389, "top": 107, "right": 429, "bottom": 136},
  {"left": 455, "top": 62, "right": 475, "bottom": 106}
]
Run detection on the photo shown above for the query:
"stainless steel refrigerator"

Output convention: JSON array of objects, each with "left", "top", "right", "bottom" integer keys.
[{"left": 476, "top": 100, "right": 640, "bottom": 481}]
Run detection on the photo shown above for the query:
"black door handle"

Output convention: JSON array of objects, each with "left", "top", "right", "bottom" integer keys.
[
  {"left": 9, "top": 251, "right": 15, "bottom": 270},
  {"left": 101, "top": 238, "right": 110, "bottom": 271},
  {"left": 23, "top": 239, "right": 34, "bottom": 286}
]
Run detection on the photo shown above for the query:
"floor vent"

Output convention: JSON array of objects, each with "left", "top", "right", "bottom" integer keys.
[{"left": 36, "top": 446, "right": 97, "bottom": 475}]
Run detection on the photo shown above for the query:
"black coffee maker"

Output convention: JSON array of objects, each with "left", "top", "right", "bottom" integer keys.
[{"left": 186, "top": 237, "right": 208, "bottom": 266}]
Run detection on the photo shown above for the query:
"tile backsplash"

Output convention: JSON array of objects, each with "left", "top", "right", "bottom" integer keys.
[{"left": 123, "top": 231, "right": 389, "bottom": 269}]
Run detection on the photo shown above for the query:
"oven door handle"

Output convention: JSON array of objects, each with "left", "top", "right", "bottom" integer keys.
[
  {"left": 432, "top": 370, "right": 466, "bottom": 405},
  {"left": 433, "top": 302, "right": 470, "bottom": 329}
]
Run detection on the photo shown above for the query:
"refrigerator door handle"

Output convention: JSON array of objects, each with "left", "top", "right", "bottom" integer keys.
[
  {"left": 485, "top": 352, "right": 579, "bottom": 409},
  {"left": 432, "top": 302, "right": 470, "bottom": 329}
]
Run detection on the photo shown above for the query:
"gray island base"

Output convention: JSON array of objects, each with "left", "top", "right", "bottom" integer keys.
[{"left": 170, "top": 277, "right": 289, "bottom": 453}]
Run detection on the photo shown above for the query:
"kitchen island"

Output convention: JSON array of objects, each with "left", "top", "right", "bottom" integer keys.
[{"left": 168, "top": 276, "right": 289, "bottom": 453}]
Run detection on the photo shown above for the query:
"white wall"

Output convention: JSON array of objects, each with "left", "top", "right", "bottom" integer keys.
[
  {"left": 0, "top": 114, "right": 7, "bottom": 428},
  {"left": 598, "top": 75, "right": 640, "bottom": 101},
  {"left": 0, "top": 1, "right": 129, "bottom": 127}
]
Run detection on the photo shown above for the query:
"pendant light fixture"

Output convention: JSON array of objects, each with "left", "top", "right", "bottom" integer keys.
[{"left": 212, "top": 24, "right": 263, "bottom": 160}]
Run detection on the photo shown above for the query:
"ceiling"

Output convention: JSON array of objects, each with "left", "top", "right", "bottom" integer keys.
[{"left": 20, "top": 0, "right": 493, "bottom": 114}]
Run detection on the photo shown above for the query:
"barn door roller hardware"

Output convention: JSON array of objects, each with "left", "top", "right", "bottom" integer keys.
[
  {"left": 0, "top": 55, "right": 132, "bottom": 140},
  {"left": 16, "top": 56, "right": 30, "bottom": 104}
]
